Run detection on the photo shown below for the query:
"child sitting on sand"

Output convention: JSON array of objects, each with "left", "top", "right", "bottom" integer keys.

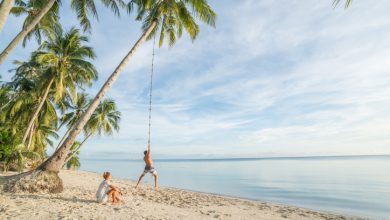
[{"left": 96, "top": 172, "right": 123, "bottom": 204}]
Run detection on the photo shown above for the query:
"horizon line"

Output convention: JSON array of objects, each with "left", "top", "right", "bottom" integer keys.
[{"left": 80, "top": 154, "right": 390, "bottom": 161}]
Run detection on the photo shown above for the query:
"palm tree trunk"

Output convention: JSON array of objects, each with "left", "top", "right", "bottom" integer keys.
[
  {"left": 64, "top": 133, "right": 91, "bottom": 165},
  {"left": 55, "top": 125, "right": 73, "bottom": 151},
  {"left": 0, "top": 0, "right": 13, "bottom": 33},
  {"left": 39, "top": 20, "right": 158, "bottom": 172},
  {"left": 27, "top": 124, "right": 34, "bottom": 150},
  {"left": 22, "top": 75, "right": 55, "bottom": 144},
  {"left": 0, "top": 0, "right": 55, "bottom": 65}
]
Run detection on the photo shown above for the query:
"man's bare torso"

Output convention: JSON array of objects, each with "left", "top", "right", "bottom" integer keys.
[{"left": 144, "top": 154, "right": 153, "bottom": 166}]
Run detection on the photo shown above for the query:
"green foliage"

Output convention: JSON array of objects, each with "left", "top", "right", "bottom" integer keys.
[
  {"left": 86, "top": 99, "right": 121, "bottom": 136},
  {"left": 66, "top": 155, "right": 80, "bottom": 170},
  {"left": 1, "top": 26, "right": 98, "bottom": 161},
  {"left": 62, "top": 98, "right": 121, "bottom": 169},
  {"left": 35, "top": 25, "right": 98, "bottom": 103},
  {"left": 66, "top": 141, "right": 81, "bottom": 170},
  {"left": 128, "top": 0, "right": 217, "bottom": 47},
  {"left": 59, "top": 93, "right": 91, "bottom": 130},
  {"left": 0, "top": 131, "right": 40, "bottom": 172},
  {"left": 11, "top": 0, "right": 60, "bottom": 47},
  {"left": 70, "top": 0, "right": 126, "bottom": 32}
]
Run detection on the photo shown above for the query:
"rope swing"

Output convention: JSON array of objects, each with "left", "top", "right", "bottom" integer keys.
[{"left": 147, "top": 36, "right": 156, "bottom": 146}]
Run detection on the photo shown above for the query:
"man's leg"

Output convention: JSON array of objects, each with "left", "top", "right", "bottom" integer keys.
[
  {"left": 135, "top": 173, "right": 145, "bottom": 188},
  {"left": 153, "top": 172, "right": 158, "bottom": 191}
]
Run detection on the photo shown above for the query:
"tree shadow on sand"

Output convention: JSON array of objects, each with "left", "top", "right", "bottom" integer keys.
[{"left": 6, "top": 194, "right": 97, "bottom": 204}]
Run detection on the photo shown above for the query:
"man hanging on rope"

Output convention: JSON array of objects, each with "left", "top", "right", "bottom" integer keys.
[{"left": 135, "top": 143, "right": 158, "bottom": 191}]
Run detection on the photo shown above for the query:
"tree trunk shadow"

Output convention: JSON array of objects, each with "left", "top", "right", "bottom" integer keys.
[{"left": 8, "top": 194, "right": 98, "bottom": 204}]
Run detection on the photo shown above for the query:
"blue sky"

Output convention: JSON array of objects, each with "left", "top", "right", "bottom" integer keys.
[{"left": 1, "top": 1, "right": 390, "bottom": 158}]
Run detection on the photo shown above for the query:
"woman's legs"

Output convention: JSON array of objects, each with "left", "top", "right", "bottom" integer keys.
[
  {"left": 107, "top": 188, "right": 123, "bottom": 204},
  {"left": 113, "top": 190, "right": 122, "bottom": 203},
  {"left": 107, "top": 189, "right": 116, "bottom": 203}
]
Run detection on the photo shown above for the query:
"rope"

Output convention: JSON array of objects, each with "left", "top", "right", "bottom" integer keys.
[{"left": 148, "top": 35, "right": 156, "bottom": 146}]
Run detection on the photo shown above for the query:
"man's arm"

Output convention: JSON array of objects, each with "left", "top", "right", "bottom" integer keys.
[{"left": 147, "top": 143, "right": 151, "bottom": 156}]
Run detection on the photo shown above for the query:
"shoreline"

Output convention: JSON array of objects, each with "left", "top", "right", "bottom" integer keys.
[
  {"left": 79, "top": 169, "right": 367, "bottom": 219},
  {"left": 1, "top": 170, "right": 365, "bottom": 220}
]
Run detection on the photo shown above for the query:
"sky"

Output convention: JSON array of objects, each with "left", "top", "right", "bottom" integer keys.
[{"left": 1, "top": 0, "right": 390, "bottom": 159}]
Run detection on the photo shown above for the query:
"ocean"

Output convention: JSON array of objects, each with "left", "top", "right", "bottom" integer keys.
[{"left": 80, "top": 155, "right": 390, "bottom": 219}]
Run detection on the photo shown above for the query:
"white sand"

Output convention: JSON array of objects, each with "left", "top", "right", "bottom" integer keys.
[{"left": 0, "top": 170, "right": 364, "bottom": 220}]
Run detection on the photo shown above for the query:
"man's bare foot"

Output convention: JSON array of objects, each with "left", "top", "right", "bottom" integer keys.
[{"left": 155, "top": 187, "right": 158, "bottom": 191}]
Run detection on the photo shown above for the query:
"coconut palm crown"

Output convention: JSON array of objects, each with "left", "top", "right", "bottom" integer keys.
[
  {"left": 128, "top": 0, "right": 216, "bottom": 47},
  {"left": 35, "top": 26, "right": 98, "bottom": 103},
  {"left": 86, "top": 98, "right": 121, "bottom": 136},
  {"left": 11, "top": 0, "right": 60, "bottom": 46}
]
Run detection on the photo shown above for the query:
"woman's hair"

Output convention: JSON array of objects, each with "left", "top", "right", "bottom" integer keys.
[{"left": 103, "top": 171, "right": 111, "bottom": 180}]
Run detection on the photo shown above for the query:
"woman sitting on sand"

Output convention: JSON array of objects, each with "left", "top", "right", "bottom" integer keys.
[{"left": 96, "top": 172, "right": 123, "bottom": 204}]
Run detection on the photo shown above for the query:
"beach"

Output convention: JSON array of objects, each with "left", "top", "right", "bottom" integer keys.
[{"left": 0, "top": 170, "right": 363, "bottom": 220}]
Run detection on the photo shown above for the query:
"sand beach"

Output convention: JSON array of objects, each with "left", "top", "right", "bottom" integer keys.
[{"left": 0, "top": 170, "right": 364, "bottom": 220}]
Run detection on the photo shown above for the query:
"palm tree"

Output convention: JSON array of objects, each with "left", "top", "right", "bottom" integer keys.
[
  {"left": 28, "top": 109, "right": 59, "bottom": 156},
  {"left": 1, "top": 64, "right": 40, "bottom": 136},
  {"left": 0, "top": 0, "right": 14, "bottom": 33},
  {"left": 9, "top": 0, "right": 59, "bottom": 47},
  {"left": 86, "top": 98, "right": 121, "bottom": 137},
  {"left": 39, "top": 0, "right": 216, "bottom": 176},
  {"left": 1, "top": 60, "right": 59, "bottom": 157},
  {"left": 21, "top": 26, "right": 98, "bottom": 145},
  {"left": 55, "top": 93, "right": 90, "bottom": 150},
  {"left": 64, "top": 98, "right": 121, "bottom": 165},
  {"left": 0, "top": 0, "right": 126, "bottom": 65},
  {"left": 0, "top": 80, "right": 12, "bottom": 112},
  {"left": 333, "top": 0, "right": 352, "bottom": 8},
  {"left": 65, "top": 142, "right": 81, "bottom": 170},
  {"left": 0, "top": 0, "right": 58, "bottom": 65}
]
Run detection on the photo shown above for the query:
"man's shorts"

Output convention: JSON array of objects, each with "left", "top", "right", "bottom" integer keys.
[{"left": 143, "top": 165, "right": 157, "bottom": 175}]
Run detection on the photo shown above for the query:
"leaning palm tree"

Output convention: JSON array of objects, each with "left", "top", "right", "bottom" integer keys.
[
  {"left": 0, "top": 0, "right": 126, "bottom": 65},
  {"left": 55, "top": 93, "right": 90, "bottom": 150},
  {"left": 4, "top": 0, "right": 216, "bottom": 193},
  {"left": 0, "top": 0, "right": 14, "bottom": 33},
  {"left": 9, "top": 0, "right": 59, "bottom": 47},
  {"left": 21, "top": 26, "right": 98, "bottom": 145},
  {"left": 0, "top": 0, "right": 58, "bottom": 65},
  {"left": 64, "top": 98, "right": 120, "bottom": 165}
]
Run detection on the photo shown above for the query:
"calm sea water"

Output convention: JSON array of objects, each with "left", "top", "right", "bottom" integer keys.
[{"left": 80, "top": 155, "right": 390, "bottom": 219}]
